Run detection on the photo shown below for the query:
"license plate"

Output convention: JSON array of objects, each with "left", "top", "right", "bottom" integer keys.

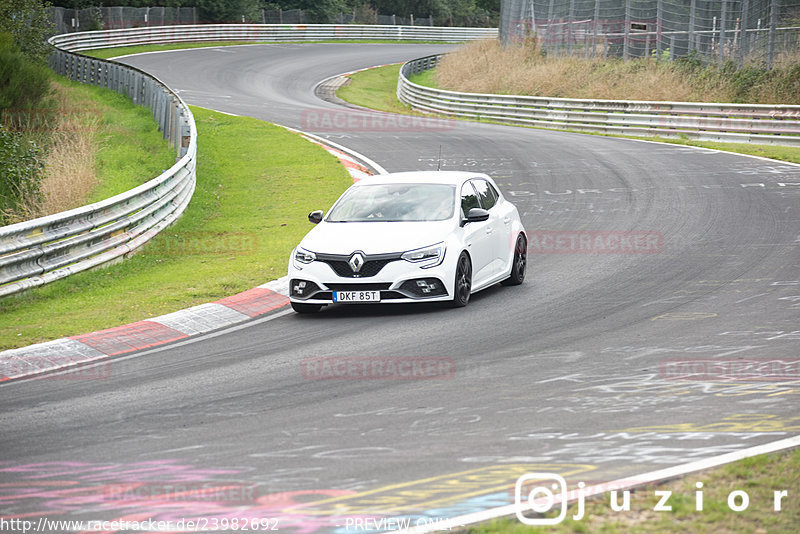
[{"left": 332, "top": 291, "right": 381, "bottom": 303}]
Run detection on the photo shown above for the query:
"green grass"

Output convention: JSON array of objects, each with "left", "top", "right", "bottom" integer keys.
[
  {"left": 339, "top": 64, "right": 800, "bottom": 165},
  {"left": 464, "top": 449, "right": 800, "bottom": 533},
  {"left": 408, "top": 68, "right": 437, "bottom": 88},
  {"left": 0, "top": 107, "right": 351, "bottom": 349},
  {"left": 338, "top": 64, "right": 411, "bottom": 114},
  {"left": 54, "top": 76, "right": 178, "bottom": 202},
  {"left": 83, "top": 40, "right": 452, "bottom": 60}
]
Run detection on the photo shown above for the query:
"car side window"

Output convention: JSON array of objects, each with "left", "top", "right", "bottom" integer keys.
[
  {"left": 471, "top": 179, "right": 498, "bottom": 210},
  {"left": 461, "top": 182, "right": 480, "bottom": 217}
]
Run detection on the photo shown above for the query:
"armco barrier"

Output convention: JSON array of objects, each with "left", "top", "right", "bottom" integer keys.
[
  {"left": 48, "top": 24, "right": 497, "bottom": 52},
  {"left": 1, "top": 25, "right": 494, "bottom": 298},
  {"left": 398, "top": 55, "right": 800, "bottom": 146}
]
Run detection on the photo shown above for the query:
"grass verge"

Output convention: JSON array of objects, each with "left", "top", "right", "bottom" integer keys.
[
  {"left": 2, "top": 75, "right": 174, "bottom": 223},
  {"left": 434, "top": 39, "right": 800, "bottom": 104},
  {"left": 339, "top": 64, "right": 800, "bottom": 165},
  {"left": 0, "top": 106, "right": 351, "bottom": 350},
  {"left": 56, "top": 76, "right": 177, "bottom": 204},
  {"left": 464, "top": 448, "right": 800, "bottom": 533},
  {"left": 337, "top": 64, "right": 411, "bottom": 114}
]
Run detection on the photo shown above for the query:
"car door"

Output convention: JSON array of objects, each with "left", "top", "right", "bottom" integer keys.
[
  {"left": 470, "top": 178, "right": 507, "bottom": 277},
  {"left": 460, "top": 181, "right": 495, "bottom": 287}
]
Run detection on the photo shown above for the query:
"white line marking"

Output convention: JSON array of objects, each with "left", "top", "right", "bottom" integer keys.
[
  {"left": 398, "top": 433, "right": 800, "bottom": 533},
  {"left": 283, "top": 126, "right": 388, "bottom": 175},
  {"left": 735, "top": 292, "right": 769, "bottom": 304}
]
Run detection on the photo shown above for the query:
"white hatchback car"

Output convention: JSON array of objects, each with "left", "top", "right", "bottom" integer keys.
[{"left": 288, "top": 171, "right": 527, "bottom": 313}]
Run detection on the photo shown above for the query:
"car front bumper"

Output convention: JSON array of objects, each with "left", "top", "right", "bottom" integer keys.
[{"left": 288, "top": 252, "right": 455, "bottom": 305}]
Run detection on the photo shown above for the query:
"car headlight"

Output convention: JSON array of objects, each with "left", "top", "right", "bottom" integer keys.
[
  {"left": 293, "top": 247, "right": 316, "bottom": 269},
  {"left": 401, "top": 242, "right": 445, "bottom": 268}
]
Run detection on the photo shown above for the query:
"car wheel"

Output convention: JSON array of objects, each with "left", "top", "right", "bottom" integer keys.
[
  {"left": 291, "top": 302, "right": 323, "bottom": 314},
  {"left": 501, "top": 233, "right": 527, "bottom": 286},
  {"left": 450, "top": 252, "right": 472, "bottom": 307}
]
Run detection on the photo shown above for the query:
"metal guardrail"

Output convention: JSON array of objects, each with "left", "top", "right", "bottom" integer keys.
[
  {"left": 0, "top": 39, "right": 197, "bottom": 298},
  {"left": 397, "top": 55, "right": 800, "bottom": 146},
  {"left": 49, "top": 24, "right": 498, "bottom": 52}
]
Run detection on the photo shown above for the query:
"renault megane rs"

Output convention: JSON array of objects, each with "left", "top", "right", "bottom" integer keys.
[{"left": 288, "top": 171, "right": 527, "bottom": 313}]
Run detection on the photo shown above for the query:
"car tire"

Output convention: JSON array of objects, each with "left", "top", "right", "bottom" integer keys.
[
  {"left": 450, "top": 252, "right": 472, "bottom": 308},
  {"left": 291, "top": 302, "right": 323, "bottom": 314},
  {"left": 501, "top": 233, "right": 527, "bottom": 286}
]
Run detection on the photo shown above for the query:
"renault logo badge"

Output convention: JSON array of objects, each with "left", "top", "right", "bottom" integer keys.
[{"left": 349, "top": 252, "right": 365, "bottom": 273}]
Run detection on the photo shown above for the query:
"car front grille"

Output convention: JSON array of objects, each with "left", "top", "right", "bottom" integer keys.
[
  {"left": 325, "top": 283, "right": 393, "bottom": 291},
  {"left": 316, "top": 252, "right": 403, "bottom": 278}
]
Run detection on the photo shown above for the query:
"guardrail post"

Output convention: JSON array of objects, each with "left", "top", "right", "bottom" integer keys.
[{"left": 180, "top": 112, "right": 190, "bottom": 158}]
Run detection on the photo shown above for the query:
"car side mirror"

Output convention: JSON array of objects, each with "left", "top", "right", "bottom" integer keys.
[
  {"left": 308, "top": 210, "right": 323, "bottom": 224},
  {"left": 462, "top": 207, "right": 490, "bottom": 226}
]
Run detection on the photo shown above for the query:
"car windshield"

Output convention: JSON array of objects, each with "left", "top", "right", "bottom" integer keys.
[{"left": 326, "top": 183, "right": 456, "bottom": 222}]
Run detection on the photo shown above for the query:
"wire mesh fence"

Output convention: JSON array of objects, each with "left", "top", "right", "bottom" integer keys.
[
  {"left": 51, "top": 7, "right": 440, "bottom": 34},
  {"left": 263, "top": 11, "right": 435, "bottom": 26},
  {"left": 500, "top": 0, "right": 800, "bottom": 67},
  {"left": 50, "top": 6, "right": 198, "bottom": 35}
]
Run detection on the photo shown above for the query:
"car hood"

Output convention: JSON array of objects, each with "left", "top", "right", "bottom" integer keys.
[{"left": 299, "top": 220, "right": 454, "bottom": 255}]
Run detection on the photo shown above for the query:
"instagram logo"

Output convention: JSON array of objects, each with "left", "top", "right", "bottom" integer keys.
[{"left": 515, "top": 473, "right": 569, "bottom": 525}]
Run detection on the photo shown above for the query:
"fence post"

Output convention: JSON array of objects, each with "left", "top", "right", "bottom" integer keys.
[
  {"left": 719, "top": 0, "right": 727, "bottom": 68},
  {"left": 567, "top": 0, "right": 575, "bottom": 56},
  {"left": 656, "top": 0, "right": 663, "bottom": 58},
  {"left": 688, "top": 0, "right": 696, "bottom": 52},
  {"left": 624, "top": 0, "right": 631, "bottom": 60},
  {"left": 546, "top": 0, "right": 556, "bottom": 55},
  {"left": 738, "top": 0, "right": 750, "bottom": 67},
  {"left": 592, "top": 0, "right": 600, "bottom": 58},
  {"left": 767, "top": 0, "right": 778, "bottom": 68}
]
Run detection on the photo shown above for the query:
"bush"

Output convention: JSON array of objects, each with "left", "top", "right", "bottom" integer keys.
[
  {"left": 0, "top": 0, "right": 53, "bottom": 65},
  {"left": 0, "top": 33, "right": 52, "bottom": 112},
  {"left": 0, "top": 124, "right": 44, "bottom": 225}
]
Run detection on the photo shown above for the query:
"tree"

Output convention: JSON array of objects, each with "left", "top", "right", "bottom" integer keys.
[
  {"left": 0, "top": 0, "right": 54, "bottom": 64},
  {"left": 281, "top": 0, "right": 349, "bottom": 23},
  {"left": 194, "top": 0, "right": 261, "bottom": 23}
]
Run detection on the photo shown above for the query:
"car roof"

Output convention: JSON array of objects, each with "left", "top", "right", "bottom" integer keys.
[{"left": 354, "top": 171, "right": 492, "bottom": 187}]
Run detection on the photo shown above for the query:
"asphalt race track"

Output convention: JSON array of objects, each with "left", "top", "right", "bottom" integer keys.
[{"left": 1, "top": 44, "right": 799, "bottom": 532}]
